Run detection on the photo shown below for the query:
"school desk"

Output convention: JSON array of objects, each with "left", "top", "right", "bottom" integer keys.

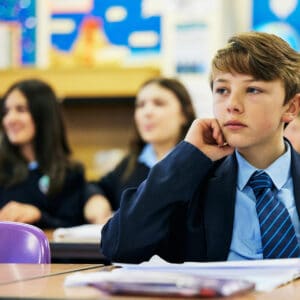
[
  {"left": 0, "top": 263, "right": 300, "bottom": 299},
  {"left": 0, "top": 263, "right": 103, "bottom": 286}
]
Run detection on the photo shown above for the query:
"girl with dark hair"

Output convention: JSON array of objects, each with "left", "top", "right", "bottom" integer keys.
[
  {"left": 84, "top": 77, "right": 196, "bottom": 224},
  {"left": 0, "top": 79, "right": 87, "bottom": 228}
]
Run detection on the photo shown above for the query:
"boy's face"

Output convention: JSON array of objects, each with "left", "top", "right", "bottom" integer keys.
[{"left": 212, "top": 72, "right": 291, "bottom": 152}]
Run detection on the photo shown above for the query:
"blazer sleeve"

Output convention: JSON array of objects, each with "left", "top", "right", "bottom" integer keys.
[{"left": 100, "top": 141, "right": 213, "bottom": 263}]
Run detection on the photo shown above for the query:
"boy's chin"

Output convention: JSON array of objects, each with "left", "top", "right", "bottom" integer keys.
[{"left": 224, "top": 138, "right": 246, "bottom": 149}]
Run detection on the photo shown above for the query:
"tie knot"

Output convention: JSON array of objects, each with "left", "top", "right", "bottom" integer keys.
[{"left": 248, "top": 171, "right": 273, "bottom": 195}]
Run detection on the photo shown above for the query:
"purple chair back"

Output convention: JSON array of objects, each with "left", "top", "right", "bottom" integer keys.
[{"left": 0, "top": 221, "right": 51, "bottom": 263}]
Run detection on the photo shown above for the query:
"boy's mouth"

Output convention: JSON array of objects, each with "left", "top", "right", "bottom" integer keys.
[{"left": 224, "top": 120, "right": 247, "bottom": 130}]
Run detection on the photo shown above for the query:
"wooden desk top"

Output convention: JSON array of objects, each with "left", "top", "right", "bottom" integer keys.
[
  {"left": 0, "top": 263, "right": 300, "bottom": 299},
  {"left": 0, "top": 264, "right": 103, "bottom": 285},
  {"left": 0, "top": 264, "right": 108, "bottom": 299}
]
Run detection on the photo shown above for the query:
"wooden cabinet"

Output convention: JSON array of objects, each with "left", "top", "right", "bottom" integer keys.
[
  {"left": 63, "top": 100, "right": 135, "bottom": 180},
  {"left": 0, "top": 67, "right": 160, "bottom": 98}
]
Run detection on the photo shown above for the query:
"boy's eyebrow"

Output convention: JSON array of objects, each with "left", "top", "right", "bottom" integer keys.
[
  {"left": 214, "top": 77, "right": 257, "bottom": 83},
  {"left": 214, "top": 78, "right": 229, "bottom": 83}
]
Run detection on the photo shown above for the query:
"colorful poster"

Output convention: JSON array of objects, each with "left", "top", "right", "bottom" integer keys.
[
  {"left": 0, "top": 0, "right": 37, "bottom": 65},
  {"left": 252, "top": 0, "right": 300, "bottom": 51},
  {"left": 50, "top": 0, "right": 161, "bottom": 67}
]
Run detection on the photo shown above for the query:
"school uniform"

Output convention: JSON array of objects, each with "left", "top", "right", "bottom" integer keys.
[
  {"left": 101, "top": 140, "right": 300, "bottom": 263},
  {"left": 0, "top": 164, "right": 87, "bottom": 229},
  {"left": 86, "top": 144, "right": 163, "bottom": 211}
]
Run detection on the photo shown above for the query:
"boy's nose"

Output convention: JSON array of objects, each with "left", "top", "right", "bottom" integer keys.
[{"left": 227, "top": 93, "right": 243, "bottom": 113}]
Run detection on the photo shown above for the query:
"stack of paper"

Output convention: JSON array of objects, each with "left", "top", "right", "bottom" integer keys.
[
  {"left": 65, "top": 268, "right": 254, "bottom": 297},
  {"left": 53, "top": 224, "right": 103, "bottom": 243},
  {"left": 64, "top": 256, "right": 300, "bottom": 296},
  {"left": 119, "top": 255, "right": 300, "bottom": 292}
]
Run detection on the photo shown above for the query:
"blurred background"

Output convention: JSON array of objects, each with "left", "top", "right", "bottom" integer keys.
[{"left": 0, "top": 0, "right": 299, "bottom": 179}]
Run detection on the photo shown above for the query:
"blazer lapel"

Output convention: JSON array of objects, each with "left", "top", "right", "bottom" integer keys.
[
  {"left": 291, "top": 148, "right": 300, "bottom": 218},
  {"left": 204, "top": 154, "right": 238, "bottom": 261}
]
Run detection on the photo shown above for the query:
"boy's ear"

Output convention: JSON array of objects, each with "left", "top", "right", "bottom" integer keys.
[{"left": 282, "top": 93, "right": 300, "bottom": 123}]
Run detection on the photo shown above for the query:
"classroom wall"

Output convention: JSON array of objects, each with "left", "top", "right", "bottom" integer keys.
[{"left": 1, "top": 0, "right": 299, "bottom": 180}]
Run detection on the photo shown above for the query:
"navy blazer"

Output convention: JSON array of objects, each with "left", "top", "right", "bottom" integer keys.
[
  {"left": 0, "top": 168, "right": 86, "bottom": 229},
  {"left": 86, "top": 156, "right": 150, "bottom": 211},
  {"left": 101, "top": 141, "right": 300, "bottom": 263}
]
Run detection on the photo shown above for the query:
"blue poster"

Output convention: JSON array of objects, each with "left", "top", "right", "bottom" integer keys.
[
  {"left": 0, "top": 0, "right": 36, "bottom": 65},
  {"left": 51, "top": 0, "right": 161, "bottom": 66},
  {"left": 252, "top": 0, "right": 300, "bottom": 51}
]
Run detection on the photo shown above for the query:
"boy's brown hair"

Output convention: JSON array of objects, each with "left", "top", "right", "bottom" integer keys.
[{"left": 210, "top": 31, "right": 300, "bottom": 104}]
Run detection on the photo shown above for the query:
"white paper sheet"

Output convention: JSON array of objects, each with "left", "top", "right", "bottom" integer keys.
[
  {"left": 64, "top": 268, "right": 255, "bottom": 297},
  {"left": 117, "top": 256, "right": 300, "bottom": 292},
  {"left": 53, "top": 224, "right": 103, "bottom": 243}
]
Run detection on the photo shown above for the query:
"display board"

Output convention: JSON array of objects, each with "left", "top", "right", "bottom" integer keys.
[
  {"left": 50, "top": 0, "right": 161, "bottom": 67},
  {"left": 0, "top": 0, "right": 37, "bottom": 66},
  {"left": 252, "top": 0, "right": 300, "bottom": 51}
]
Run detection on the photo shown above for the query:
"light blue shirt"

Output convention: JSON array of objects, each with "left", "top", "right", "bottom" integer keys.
[
  {"left": 138, "top": 144, "right": 158, "bottom": 168},
  {"left": 28, "top": 161, "right": 38, "bottom": 170},
  {"left": 228, "top": 142, "right": 300, "bottom": 260},
  {"left": 138, "top": 144, "right": 174, "bottom": 168}
]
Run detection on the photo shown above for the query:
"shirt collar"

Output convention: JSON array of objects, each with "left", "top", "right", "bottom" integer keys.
[
  {"left": 236, "top": 141, "right": 291, "bottom": 191},
  {"left": 138, "top": 144, "right": 158, "bottom": 168},
  {"left": 28, "top": 161, "right": 39, "bottom": 171}
]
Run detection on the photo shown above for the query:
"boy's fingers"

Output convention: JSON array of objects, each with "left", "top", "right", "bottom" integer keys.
[{"left": 211, "top": 120, "right": 226, "bottom": 146}]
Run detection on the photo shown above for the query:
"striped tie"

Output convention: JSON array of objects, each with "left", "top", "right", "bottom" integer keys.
[{"left": 248, "top": 171, "right": 300, "bottom": 259}]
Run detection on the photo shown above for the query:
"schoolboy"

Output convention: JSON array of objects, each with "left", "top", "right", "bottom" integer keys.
[{"left": 101, "top": 32, "right": 300, "bottom": 263}]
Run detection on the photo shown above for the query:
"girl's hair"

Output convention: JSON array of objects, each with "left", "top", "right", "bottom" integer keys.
[
  {"left": 210, "top": 31, "right": 300, "bottom": 104},
  {"left": 0, "top": 78, "right": 82, "bottom": 195},
  {"left": 123, "top": 77, "right": 196, "bottom": 180}
]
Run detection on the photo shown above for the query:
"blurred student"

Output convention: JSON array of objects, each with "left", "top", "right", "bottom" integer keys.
[
  {"left": 284, "top": 114, "right": 300, "bottom": 153},
  {"left": 84, "top": 77, "right": 196, "bottom": 224},
  {"left": 0, "top": 79, "right": 87, "bottom": 228},
  {"left": 101, "top": 32, "right": 300, "bottom": 263}
]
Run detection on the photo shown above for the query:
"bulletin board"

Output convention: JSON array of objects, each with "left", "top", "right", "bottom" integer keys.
[
  {"left": 252, "top": 0, "right": 300, "bottom": 51},
  {"left": 0, "top": 0, "right": 37, "bottom": 66},
  {"left": 50, "top": 0, "right": 161, "bottom": 67}
]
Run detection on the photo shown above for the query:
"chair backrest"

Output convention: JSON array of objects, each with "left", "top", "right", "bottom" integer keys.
[{"left": 0, "top": 221, "right": 51, "bottom": 263}]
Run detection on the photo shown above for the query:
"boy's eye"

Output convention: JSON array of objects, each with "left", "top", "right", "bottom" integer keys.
[
  {"left": 247, "top": 87, "right": 261, "bottom": 94},
  {"left": 215, "top": 87, "right": 228, "bottom": 95}
]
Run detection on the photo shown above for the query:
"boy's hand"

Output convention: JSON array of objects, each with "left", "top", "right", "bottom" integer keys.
[{"left": 185, "top": 118, "right": 234, "bottom": 161}]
